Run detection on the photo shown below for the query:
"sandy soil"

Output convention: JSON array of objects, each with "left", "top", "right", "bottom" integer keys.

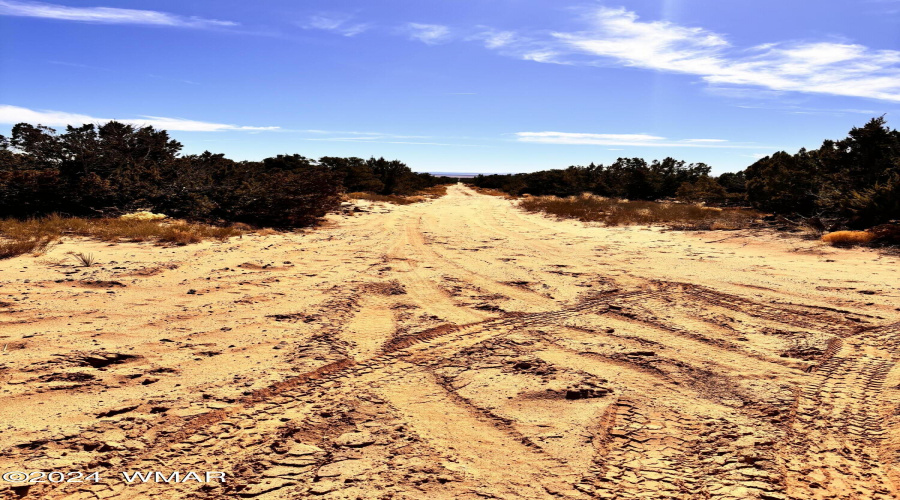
[{"left": 1, "top": 184, "right": 899, "bottom": 499}]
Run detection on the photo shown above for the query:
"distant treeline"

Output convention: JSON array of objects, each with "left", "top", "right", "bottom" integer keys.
[
  {"left": 2, "top": 117, "right": 897, "bottom": 229},
  {"left": 464, "top": 158, "right": 739, "bottom": 204},
  {"left": 0, "top": 122, "right": 444, "bottom": 226},
  {"left": 466, "top": 117, "right": 899, "bottom": 228}
]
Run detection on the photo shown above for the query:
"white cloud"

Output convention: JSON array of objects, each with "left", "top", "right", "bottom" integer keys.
[
  {"left": 303, "top": 14, "right": 369, "bottom": 37},
  {"left": 469, "top": 29, "right": 517, "bottom": 49},
  {"left": 0, "top": 0, "right": 236, "bottom": 28},
  {"left": 515, "top": 131, "right": 758, "bottom": 148},
  {"left": 406, "top": 23, "right": 451, "bottom": 45},
  {"left": 478, "top": 7, "right": 900, "bottom": 102},
  {"left": 0, "top": 105, "right": 277, "bottom": 132}
]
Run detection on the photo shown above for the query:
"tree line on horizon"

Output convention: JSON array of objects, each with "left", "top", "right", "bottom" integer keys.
[
  {"left": 0, "top": 122, "right": 443, "bottom": 226},
  {"left": 0, "top": 117, "right": 897, "bottom": 229},
  {"left": 464, "top": 158, "right": 740, "bottom": 204},
  {"left": 466, "top": 117, "right": 899, "bottom": 228}
]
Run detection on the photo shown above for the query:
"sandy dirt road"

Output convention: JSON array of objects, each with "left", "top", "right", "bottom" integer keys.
[{"left": 1, "top": 184, "right": 899, "bottom": 499}]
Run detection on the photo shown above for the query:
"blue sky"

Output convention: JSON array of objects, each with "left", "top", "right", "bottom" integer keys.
[{"left": 1, "top": 0, "right": 899, "bottom": 174}]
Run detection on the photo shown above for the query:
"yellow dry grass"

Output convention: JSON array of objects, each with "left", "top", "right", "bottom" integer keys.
[
  {"left": 519, "top": 194, "right": 758, "bottom": 230},
  {"left": 0, "top": 215, "right": 244, "bottom": 259},
  {"left": 821, "top": 231, "right": 875, "bottom": 246},
  {"left": 470, "top": 186, "right": 519, "bottom": 199},
  {"left": 120, "top": 211, "right": 167, "bottom": 221},
  {"left": 348, "top": 185, "right": 451, "bottom": 205}
]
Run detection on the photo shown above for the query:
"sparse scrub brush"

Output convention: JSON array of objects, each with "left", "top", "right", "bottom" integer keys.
[
  {"left": 519, "top": 194, "right": 757, "bottom": 229},
  {"left": 0, "top": 238, "right": 52, "bottom": 260}
]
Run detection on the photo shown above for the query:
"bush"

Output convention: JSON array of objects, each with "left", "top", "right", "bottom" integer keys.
[
  {"left": 0, "top": 169, "right": 68, "bottom": 217},
  {"left": 870, "top": 223, "right": 900, "bottom": 244},
  {"left": 227, "top": 167, "right": 342, "bottom": 227},
  {"left": 744, "top": 117, "right": 900, "bottom": 226},
  {"left": 676, "top": 176, "right": 727, "bottom": 204},
  {"left": 847, "top": 173, "right": 900, "bottom": 227}
]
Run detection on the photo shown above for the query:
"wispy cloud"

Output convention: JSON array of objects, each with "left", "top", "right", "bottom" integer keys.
[
  {"left": 0, "top": 0, "right": 236, "bottom": 28},
  {"left": 405, "top": 23, "right": 452, "bottom": 45},
  {"left": 735, "top": 103, "right": 886, "bottom": 116},
  {"left": 515, "top": 131, "right": 760, "bottom": 148},
  {"left": 681, "top": 139, "right": 728, "bottom": 144},
  {"left": 470, "top": 7, "right": 900, "bottom": 102},
  {"left": 470, "top": 29, "right": 518, "bottom": 49},
  {"left": 302, "top": 14, "right": 370, "bottom": 37},
  {"left": 0, "top": 105, "right": 277, "bottom": 132}
]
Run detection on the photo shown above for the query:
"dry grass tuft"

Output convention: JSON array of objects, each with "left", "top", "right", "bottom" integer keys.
[
  {"left": 519, "top": 194, "right": 758, "bottom": 230},
  {"left": 0, "top": 238, "right": 53, "bottom": 260},
  {"left": 120, "top": 211, "right": 167, "bottom": 221},
  {"left": 821, "top": 231, "right": 875, "bottom": 247},
  {"left": 70, "top": 251, "right": 96, "bottom": 267},
  {"left": 418, "top": 185, "right": 449, "bottom": 198},
  {"left": 348, "top": 185, "right": 451, "bottom": 205},
  {"left": 0, "top": 214, "right": 244, "bottom": 260},
  {"left": 470, "top": 186, "right": 518, "bottom": 199},
  {"left": 348, "top": 193, "right": 422, "bottom": 205}
]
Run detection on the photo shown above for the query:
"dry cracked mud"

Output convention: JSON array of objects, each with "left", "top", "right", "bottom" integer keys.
[{"left": 1, "top": 184, "right": 899, "bottom": 499}]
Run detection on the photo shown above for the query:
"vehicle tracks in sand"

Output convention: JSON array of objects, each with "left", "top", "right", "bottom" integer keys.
[
  {"left": 3, "top": 185, "right": 900, "bottom": 500},
  {"left": 16, "top": 283, "right": 899, "bottom": 499}
]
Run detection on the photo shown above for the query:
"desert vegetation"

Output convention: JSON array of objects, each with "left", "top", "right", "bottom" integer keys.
[
  {"left": 465, "top": 117, "right": 899, "bottom": 244},
  {"left": 820, "top": 230, "right": 876, "bottom": 247},
  {"left": 466, "top": 157, "right": 725, "bottom": 202},
  {"left": 1, "top": 117, "right": 897, "bottom": 250},
  {"left": 745, "top": 117, "right": 899, "bottom": 228},
  {"left": 348, "top": 185, "right": 449, "bottom": 205},
  {"left": 519, "top": 194, "right": 759, "bottom": 230},
  {"left": 0, "top": 122, "right": 446, "bottom": 228},
  {"left": 0, "top": 214, "right": 244, "bottom": 259}
]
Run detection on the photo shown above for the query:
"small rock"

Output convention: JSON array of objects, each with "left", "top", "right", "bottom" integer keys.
[
  {"left": 275, "top": 456, "right": 317, "bottom": 467},
  {"left": 287, "top": 443, "right": 324, "bottom": 456},
  {"left": 334, "top": 431, "right": 375, "bottom": 448},
  {"left": 309, "top": 481, "right": 338, "bottom": 495},
  {"left": 263, "top": 466, "right": 305, "bottom": 478},
  {"left": 316, "top": 459, "right": 373, "bottom": 478},
  {"left": 237, "top": 478, "right": 295, "bottom": 497}
]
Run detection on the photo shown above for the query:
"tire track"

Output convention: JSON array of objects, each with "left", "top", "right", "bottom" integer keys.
[
  {"left": 5, "top": 185, "right": 900, "bottom": 500},
  {"left": 782, "top": 323, "right": 900, "bottom": 500}
]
